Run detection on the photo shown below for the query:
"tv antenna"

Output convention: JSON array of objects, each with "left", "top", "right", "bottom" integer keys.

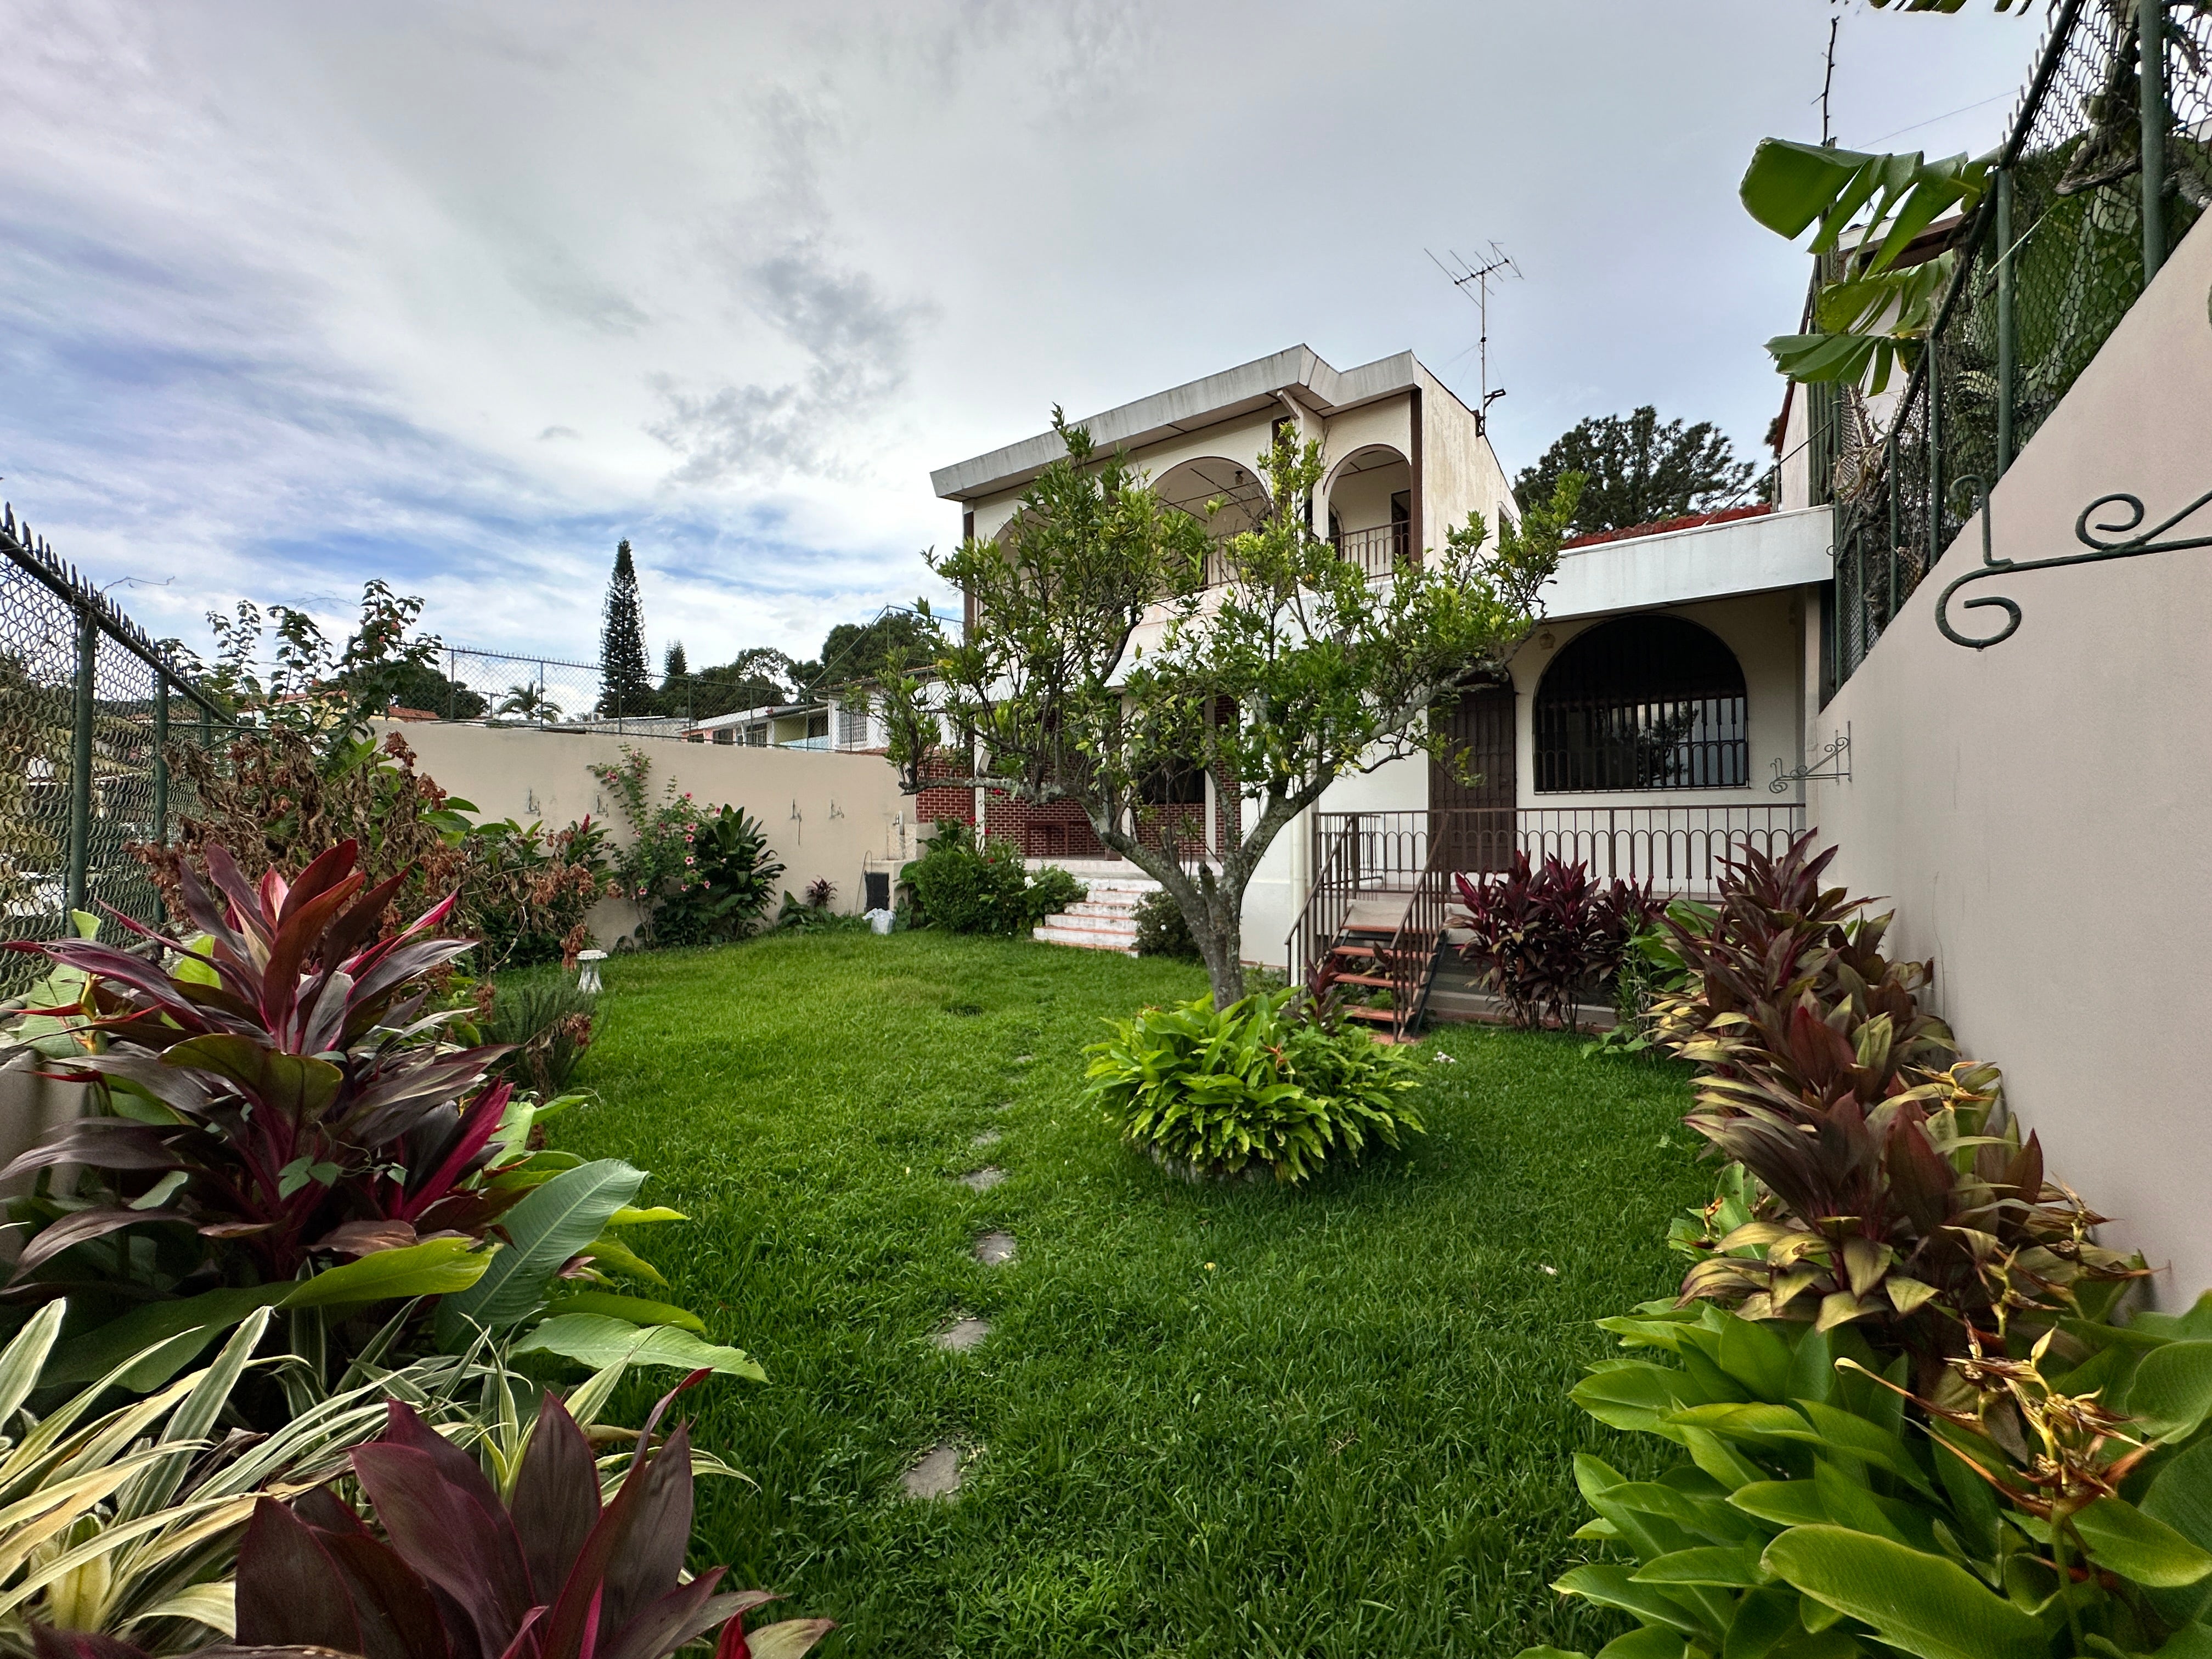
[{"left": 1427, "top": 244, "right": 1521, "bottom": 432}]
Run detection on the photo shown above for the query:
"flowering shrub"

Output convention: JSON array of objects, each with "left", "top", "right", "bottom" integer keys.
[{"left": 590, "top": 748, "right": 782, "bottom": 945}]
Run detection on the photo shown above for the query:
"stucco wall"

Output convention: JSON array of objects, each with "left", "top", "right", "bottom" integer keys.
[
  {"left": 378, "top": 723, "right": 916, "bottom": 941},
  {"left": 1418, "top": 365, "right": 1517, "bottom": 546},
  {"left": 1808, "top": 212, "right": 2212, "bottom": 1301}
]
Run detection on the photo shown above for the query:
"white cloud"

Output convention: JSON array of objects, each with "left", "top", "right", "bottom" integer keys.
[{"left": 0, "top": 0, "right": 2044, "bottom": 670}]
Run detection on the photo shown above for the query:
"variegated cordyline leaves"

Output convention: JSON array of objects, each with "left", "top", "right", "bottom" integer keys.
[
  {"left": 1652, "top": 835, "right": 2140, "bottom": 1370},
  {"left": 0, "top": 1302, "right": 463, "bottom": 1654}
]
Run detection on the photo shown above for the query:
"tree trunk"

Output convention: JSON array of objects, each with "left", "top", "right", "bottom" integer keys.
[{"left": 1089, "top": 787, "right": 1313, "bottom": 1011}]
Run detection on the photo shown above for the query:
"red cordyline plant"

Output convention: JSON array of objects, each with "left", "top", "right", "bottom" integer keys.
[
  {"left": 2, "top": 839, "right": 520, "bottom": 1288},
  {"left": 1452, "top": 853, "right": 1661, "bottom": 1030},
  {"left": 1654, "top": 833, "right": 2139, "bottom": 1378},
  {"left": 31, "top": 1372, "right": 833, "bottom": 1659}
]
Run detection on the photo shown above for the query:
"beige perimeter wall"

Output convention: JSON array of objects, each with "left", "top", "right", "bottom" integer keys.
[
  {"left": 1809, "top": 212, "right": 2212, "bottom": 1302},
  {"left": 379, "top": 723, "right": 917, "bottom": 942}
]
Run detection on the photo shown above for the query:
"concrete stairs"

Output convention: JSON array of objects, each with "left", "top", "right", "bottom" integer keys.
[{"left": 1030, "top": 864, "right": 1162, "bottom": 956}]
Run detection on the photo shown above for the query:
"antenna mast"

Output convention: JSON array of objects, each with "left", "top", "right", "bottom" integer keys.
[{"left": 1427, "top": 243, "right": 1522, "bottom": 432}]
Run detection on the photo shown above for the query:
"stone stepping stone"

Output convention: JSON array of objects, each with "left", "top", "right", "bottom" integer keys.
[
  {"left": 973, "top": 1231, "right": 1017, "bottom": 1266},
  {"left": 900, "top": 1442, "right": 967, "bottom": 1500},
  {"left": 958, "top": 1166, "right": 1005, "bottom": 1193},
  {"left": 931, "top": 1314, "right": 991, "bottom": 1352},
  {"left": 970, "top": 1128, "right": 1002, "bottom": 1149}
]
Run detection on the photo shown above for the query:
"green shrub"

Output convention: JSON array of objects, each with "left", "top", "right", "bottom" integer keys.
[
  {"left": 1533, "top": 1292, "right": 2212, "bottom": 1659},
  {"left": 1084, "top": 989, "right": 1424, "bottom": 1183},
  {"left": 1133, "top": 888, "right": 1201, "bottom": 959},
  {"left": 1025, "top": 862, "right": 1087, "bottom": 921},
  {"left": 486, "top": 971, "right": 598, "bottom": 1095},
  {"left": 902, "top": 821, "right": 1085, "bottom": 934}
]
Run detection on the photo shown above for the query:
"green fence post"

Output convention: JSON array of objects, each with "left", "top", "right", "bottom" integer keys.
[
  {"left": 65, "top": 608, "right": 95, "bottom": 916},
  {"left": 1927, "top": 351, "right": 1943, "bottom": 574},
  {"left": 2142, "top": 0, "right": 2167, "bottom": 282},
  {"left": 1886, "top": 425, "right": 1900, "bottom": 620},
  {"left": 153, "top": 676, "right": 169, "bottom": 847},
  {"left": 1995, "top": 167, "right": 2017, "bottom": 476}
]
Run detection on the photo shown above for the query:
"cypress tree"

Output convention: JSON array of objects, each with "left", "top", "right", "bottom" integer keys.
[{"left": 598, "top": 539, "right": 653, "bottom": 715}]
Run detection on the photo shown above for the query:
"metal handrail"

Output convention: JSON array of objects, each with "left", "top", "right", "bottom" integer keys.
[
  {"left": 1381, "top": 836, "right": 1454, "bottom": 1042},
  {"left": 1284, "top": 814, "right": 1361, "bottom": 991}
]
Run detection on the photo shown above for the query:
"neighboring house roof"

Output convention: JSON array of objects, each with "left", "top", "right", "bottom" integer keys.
[
  {"left": 1561, "top": 504, "right": 1774, "bottom": 551},
  {"left": 684, "top": 702, "right": 820, "bottom": 733},
  {"left": 932, "top": 345, "right": 1459, "bottom": 503}
]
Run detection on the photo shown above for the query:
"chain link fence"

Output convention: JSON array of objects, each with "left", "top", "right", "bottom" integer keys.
[
  {"left": 1823, "top": 0, "right": 2211, "bottom": 690},
  {"left": 0, "top": 507, "right": 234, "bottom": 995},
  {"left": 432, "top": 646, "right": 832, "bottom": 741}
]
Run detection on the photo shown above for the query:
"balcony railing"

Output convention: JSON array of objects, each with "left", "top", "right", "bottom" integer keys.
[
  {"left": 1285, "top": 804, "right": 1805, "bottom": 990},
  {"left": 1198, "top": 523, "right": 1413, "bottom": 587},
  {"left": 1330, "top": 523, "right": 1409, "bottom": 577}
]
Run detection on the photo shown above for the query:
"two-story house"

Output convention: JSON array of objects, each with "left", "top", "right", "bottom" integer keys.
[{"left": 932, "top": 344, "right": 1833, "bottom": 983}]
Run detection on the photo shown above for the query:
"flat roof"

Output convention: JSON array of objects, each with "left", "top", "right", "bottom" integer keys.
[{"left": 932, "top": 345, "right": 1449, "bottom": 503}]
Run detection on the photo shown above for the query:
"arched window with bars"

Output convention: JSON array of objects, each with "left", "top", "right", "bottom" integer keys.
[{"left": 1533, "top": 615, "right": 1748, "bottom": 792}]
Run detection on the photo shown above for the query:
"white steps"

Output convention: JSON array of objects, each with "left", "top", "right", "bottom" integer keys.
[{"left": 1030, "top": 866, "right": 1161, "bottom": 956}]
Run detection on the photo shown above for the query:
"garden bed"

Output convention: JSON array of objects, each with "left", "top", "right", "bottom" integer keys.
[{"left": 548, "top": 932, "right": 1708, "bottom": 1657}]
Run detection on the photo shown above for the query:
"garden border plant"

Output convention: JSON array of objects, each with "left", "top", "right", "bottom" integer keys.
[{"left": 1525, "top": 832, "right": 2198, "bottom": 1659}]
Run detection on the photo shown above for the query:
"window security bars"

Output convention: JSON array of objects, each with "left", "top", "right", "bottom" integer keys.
[
  {"left": 1531, "top": 614, "right": 1751, "bottom": 792},
  {"left": 1534, "top": 695, "right": 1750, "bottom": 792},
  {"left": 1824, "top": 0, "right": 2212, "bottom": 695}
]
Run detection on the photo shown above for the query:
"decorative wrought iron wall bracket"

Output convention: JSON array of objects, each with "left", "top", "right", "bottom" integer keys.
[
  {"left": 1936, "top": 477, "right": 2212, "bottom": 649},
  {"left": 1771, "top": 725, "right": 1850, "bottom": 794}
]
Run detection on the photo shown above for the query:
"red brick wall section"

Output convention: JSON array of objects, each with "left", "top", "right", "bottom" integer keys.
[
  {"left": 984, "top": 793, "right": 1103, "bottom": 857},
  {"left": 914, "top": 755, "right": 974, "bottom": 828}
]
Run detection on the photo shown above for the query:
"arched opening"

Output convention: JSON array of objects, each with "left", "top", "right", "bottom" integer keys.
[
  {"left": 1324, "top": 444, "right": 1412, "bottom": 574},
  {"left": 1533, "top": 615, "right": 1748, "bottom": 792},
  {"left": 1151, "top": 456, "right": 1271, "bottom": 585}
]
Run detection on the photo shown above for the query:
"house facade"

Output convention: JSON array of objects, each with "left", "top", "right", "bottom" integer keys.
[{"left": 932, "top": 345, "right": 1831, "bottom": 975}]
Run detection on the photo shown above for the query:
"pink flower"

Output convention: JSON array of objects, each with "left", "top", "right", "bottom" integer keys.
[{"left": 685, "top": 856, "right": 696, "bottom": 866}]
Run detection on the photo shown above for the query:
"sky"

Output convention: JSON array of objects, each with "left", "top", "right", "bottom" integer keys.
[{"left": 1, "top": 0, "right": 2048, "bottom": 675}]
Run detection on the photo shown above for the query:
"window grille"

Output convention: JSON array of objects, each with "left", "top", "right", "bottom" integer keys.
[
  {"left": 838, "top": 703, "right": 868, "bottom": 748},
  {"left": 1533, "top": 616, "right": 1748, "bottom": 792}
]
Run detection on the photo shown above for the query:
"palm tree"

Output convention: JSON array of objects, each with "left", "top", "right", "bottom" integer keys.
[{"left": 495, "top": 682, "right": 562, "bottom": 723}]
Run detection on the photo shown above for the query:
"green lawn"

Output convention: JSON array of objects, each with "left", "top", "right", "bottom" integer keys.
[{"left": 551, "top": 932, "right": 1711, "bottom": 1658}]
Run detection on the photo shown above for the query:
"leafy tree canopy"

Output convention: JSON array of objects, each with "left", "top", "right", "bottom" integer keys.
[{"left": 1514, "top": 407, "right": 1756, "bottom": 537}]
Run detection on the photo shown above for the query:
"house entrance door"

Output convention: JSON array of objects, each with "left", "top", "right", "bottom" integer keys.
[{"left": 1430, "top": 681, "right": 1516, "bottom": 871}]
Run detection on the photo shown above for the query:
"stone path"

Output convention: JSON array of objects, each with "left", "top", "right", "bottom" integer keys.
[
  {"left": 900, "top": 1442, "right": 967, "bottom": 1500},
  {"left": 901, "top": 1066, "right": 1035, "bottom": 1502},
  {"left": 932, "top": 1314, "right": 991, "bottom": 1352}
]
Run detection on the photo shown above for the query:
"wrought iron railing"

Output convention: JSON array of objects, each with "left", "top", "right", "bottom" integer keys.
[
  {"left": 1329, "top": 523, "right": 1411, "bottom": 577},
  {"left": 1283, "top": 804, "right": 1805, "bottom": 992},
  {"left": 1823, "top": 0, "right": 2212, "bottom": 692},
  {"left": 1380, "top": 837, "right": 1454, "bottom": 1043}
]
